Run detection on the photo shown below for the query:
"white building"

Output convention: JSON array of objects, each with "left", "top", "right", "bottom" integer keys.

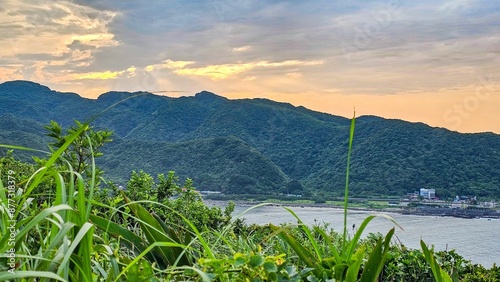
[{"left": 420, "top": 188, "right": 436, "bottom": 200}]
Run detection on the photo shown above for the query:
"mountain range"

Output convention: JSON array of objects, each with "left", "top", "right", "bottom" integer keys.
[{"left": 1, "top": 80, "right": 499, "bottom": 199}]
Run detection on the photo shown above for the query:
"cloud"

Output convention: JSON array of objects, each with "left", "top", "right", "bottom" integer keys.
[
  {"left": 160, "top": 60, "right": 196, "bottom": 70},
  {"left": 0, "top": 0, "right": 118, "bottom": 82},
  {"left": 0, "top": 0, "right": 118, "bottom": 55},
  {"left": 232, "top": 46, "right": 252, "bottom": 52},
  {"left": 68, "top": 65, "right": 137, "bottom": 81},
  {"left": 1, "top": 0, "right": 499, "bottom": 132},
  {"left": 74, "top": 70, "right": 121, "bottom": 80},
  {"left": 169, "top": 60, "right": 323, "bottom": 80}
]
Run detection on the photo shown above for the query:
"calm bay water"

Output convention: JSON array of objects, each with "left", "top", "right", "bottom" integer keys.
[{"left": 211, "top": 202, "right": 500, "bottom": 267}]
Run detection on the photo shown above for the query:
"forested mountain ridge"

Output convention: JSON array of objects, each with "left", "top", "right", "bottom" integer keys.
[{"left": 0, "top": 80, "right": 498, "bottom": 198}]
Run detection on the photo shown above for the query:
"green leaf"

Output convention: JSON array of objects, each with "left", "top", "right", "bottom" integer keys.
[
  {"left": 345, "top": 214, "right": 401, "bottom": 260},
  {"left": 264, "top": 261, "right": 278, "bottom": 273},
  {"left": 314, "top": 226, "right": 341, "bottom": 263},
  {"left": 345, "top": 246, "right": 365, "bottom": 282},
  {"left": 248, "top": 255, "right": 265, "bottom": 267},
  {"left": 234, "top": 256, "right": 247, "bottom": 267},
  {"left": 272, "top": 225, "right": 316, "bottom": 268},
  {"left": 267, "top": 271, "right": 278, "bottom": 281},
  {"left": 170, "top": 265, "right": 213, "bottom": 282}
]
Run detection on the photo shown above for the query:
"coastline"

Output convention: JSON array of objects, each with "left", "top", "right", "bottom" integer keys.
[{"left": 205, "top": 199, "right": 500, "bottom": 219}]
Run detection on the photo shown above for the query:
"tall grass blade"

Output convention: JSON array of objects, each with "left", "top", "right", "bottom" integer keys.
[
  {"left": 124, "top": 198, "right": 192, "bottom": 267},
  {"left": 342, "top": 111, "right": 356, "bottom": 251},
  {"left": 210, "top": 202, "right": 274, "bottom": 248},
  {"left": 39, "top": 222, "right": 76, "bottom": 268},
  {"left": 174, "top": 266, "right": 212, "bottom": 282},
  {"left": 421, "top": 240, "right": 453, "bottom": 282},
  {"left": 359, "top": 228, "right": 395, "bottom": 282},
  {"left": 283, "top": 206, "right": 322, "bottom": 260},
  {"left": 271, "top": 224, "right": 324, "bottom": 278},
  {"left": 89, "top": 214, "right": 150, "bottom": 256},
  {"left": 0, "top": 144, "right": 49, "bottom": 155},
  {"left": 56, "top": 222, "right": 94, "bottom": 277},
  {"left": 115, "top": 241, "right": 189, "bottom": 281},
  {"left": 344, "top": 213, "right": 401, "bottom": 258},
  {"left": 0, "top": 271, "right": 67, "bottom": 281},
  {"left": 312, "top": 226, "right": 342, "bottom": 262},
  {"left": 84, "top": 135, "right": 96, "bottom": 222},
  {"left": 0, "top": 204, "right": 73, "bottom": 251}
]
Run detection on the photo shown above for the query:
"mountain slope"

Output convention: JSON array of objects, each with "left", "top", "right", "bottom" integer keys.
[
  {"left": 306, "top": 117, "right": 500, "bottom": 198},
  {"left": 1, "top": 80, "right": 499, "bottom": 198},
  {"left": 0, "top": 114, "right": 48, "bottom": 161},
  {"left": 100, "top": 136, "right": 292, "bottom": 194}
]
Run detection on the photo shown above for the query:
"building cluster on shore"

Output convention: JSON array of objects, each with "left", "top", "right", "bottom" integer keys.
[{"left": 397, "top": 188, "right": 499, "bottom": 218}]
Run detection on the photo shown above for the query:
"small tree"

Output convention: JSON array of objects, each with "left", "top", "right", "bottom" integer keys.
[
  {"left": 157, "top": 171, "right": 179, "bottom": 202},
  {"left": 35, "top": 120, "right": 113, "bottom": 183},
  {"left": 125, "top": 170, "right": 155, "bottom": 201},
  {"left": 26, "top": 120, "right": 113, "bottom": 206}
]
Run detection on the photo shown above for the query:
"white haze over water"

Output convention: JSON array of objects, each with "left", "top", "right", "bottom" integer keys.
[{"left": 219, "top": 203, "right": 500, "bottom": 268}]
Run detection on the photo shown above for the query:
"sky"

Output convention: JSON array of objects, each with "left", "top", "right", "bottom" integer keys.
[{"left": 0, "top": 0, "right": 499, "bottom": 133}]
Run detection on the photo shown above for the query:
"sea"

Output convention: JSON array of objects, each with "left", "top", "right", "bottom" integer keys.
[{"left": 209, "top": 201, "right": 500, "bottom": 268}]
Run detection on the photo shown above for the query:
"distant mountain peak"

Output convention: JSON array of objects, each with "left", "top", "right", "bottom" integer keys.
[
  {"left": 195, "top": 91, "right": 226, "bottom": 100},
  {"left": 0, "top": 80, "right": 51, "bottom": 92},
  {"left": 97, "top": 90, "right": 152, "bottom": 103}
]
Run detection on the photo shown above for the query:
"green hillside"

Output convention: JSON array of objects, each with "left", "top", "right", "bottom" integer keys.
[
  {"left": 0, "top": 80, "right": 499, "bottom": 198},
  {"left": 100, "top": 136, "right": 292, "bottom": 195}
]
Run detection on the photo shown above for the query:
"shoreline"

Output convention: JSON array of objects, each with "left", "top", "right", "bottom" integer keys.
[{"left": 205, "top": 199, "right": 500, "bottom": 219}]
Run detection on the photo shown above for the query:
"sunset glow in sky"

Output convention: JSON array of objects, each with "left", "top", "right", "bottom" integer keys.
[{"left": 1, "top": 0, "right": 499, "bottom": 133}]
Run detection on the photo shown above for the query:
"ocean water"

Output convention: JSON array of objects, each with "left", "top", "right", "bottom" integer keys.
[{"left": 221, "top": 203, "right": 500, "bottom": 267}]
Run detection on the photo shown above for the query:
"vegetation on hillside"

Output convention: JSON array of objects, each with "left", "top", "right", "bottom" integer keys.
[
  {"left": 1, "top": 80, "right": 499, "bottom": 199},
  {"left": 1, "top": 116, "right": 499, "bottom": 281}
]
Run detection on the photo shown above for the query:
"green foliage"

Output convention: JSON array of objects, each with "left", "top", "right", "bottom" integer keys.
[
  {"left": 380, "top": 247, "right": 433, "bottom": 281},
  {"left": 157, "top": 171, "right": 178, "bottom": 201},
  {"left": 0, "top": 120, "right": 98, "bottom": 281},
  {"left": 0, "top": 150, "right": 36, "bottom": 184},
  {"left": 100, "top": 136, "right": 291, "bottom": 195},
  {"left": 462, "top": 264, "right": 500, "bottom": 281},
  {"left": 197, "top": 251, "right": 288, "bottom": 281},
  {"left": 118, "top": 168, "right": 233, "bottom": 231},
  {"left": 123, "top": 195, "right": 193, "bottom": 268},
  {"left": 38, "top": 119, "right": 112, "bottom": 180},
  {"left": 125, "top": 170, "right": 155, "bottom": 201}
]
